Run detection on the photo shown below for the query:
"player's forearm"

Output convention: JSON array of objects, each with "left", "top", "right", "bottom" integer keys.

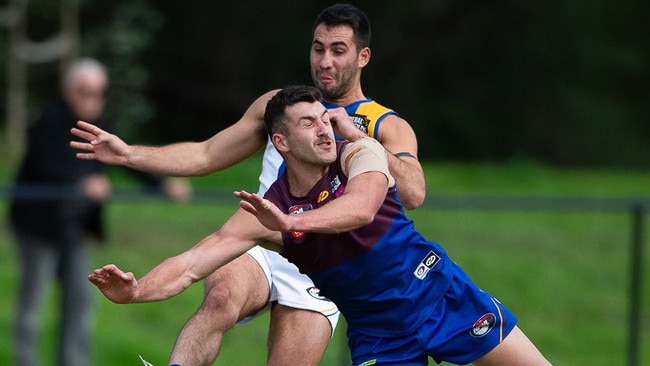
[
  {"left": 289, "top": 202, "right": 373, "bottom": 233},
  {"left": 288, "top": 175, "right": 386, "bottom": 233},
  {"left": 387, "top": 153, "right": 426, "bottom": 209},
  {"left": 132, "top": 255, "right": 200, "bottom": 302},
  {"left": 122, "top": 142, "right": 213, "bottom": 177},
  {"left": 133, "top": 231, "right": 259, "bottom": 302}
]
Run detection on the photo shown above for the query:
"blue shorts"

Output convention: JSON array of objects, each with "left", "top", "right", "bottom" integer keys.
[{"left": 348, "top": 262, "right": 518, "bottom": 366}]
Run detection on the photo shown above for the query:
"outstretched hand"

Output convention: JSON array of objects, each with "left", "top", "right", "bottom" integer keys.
[
  {"left": 70, "top": 121, "right": 130, "bottom": 166},
  {"left": 234, "top": 190, "right": 289, "bottom": 232},
  {"left": 88, "top": 264, "right": 138, "bottom": 304}
]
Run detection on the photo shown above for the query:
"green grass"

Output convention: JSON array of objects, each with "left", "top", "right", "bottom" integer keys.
[{"left": 1, "top": 154, "right": 649, "bottom": 365}]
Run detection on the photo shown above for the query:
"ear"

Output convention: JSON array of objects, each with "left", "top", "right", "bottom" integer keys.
[
  {"left": 271, "top": 133, "right": 290, "bottom": 153},
  {"left": 358, "top": 47, "right": 371, "bottom": 68}
]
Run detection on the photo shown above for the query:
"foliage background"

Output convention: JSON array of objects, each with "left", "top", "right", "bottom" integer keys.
[{"left": 0, "top": 0, "right": 648, "bottom": 167}]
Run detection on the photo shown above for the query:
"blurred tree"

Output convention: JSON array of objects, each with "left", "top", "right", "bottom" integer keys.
[
  {"left": 1, "top": 0, "right": 77, "bottom": 161},
  {"left": 80, "top": 0, "right": 163, "bottom": 141},
  {"left": 1, "top": 0, "right": 648, "bottom": 167}
]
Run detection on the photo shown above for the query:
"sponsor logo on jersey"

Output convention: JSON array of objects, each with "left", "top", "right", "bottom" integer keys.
[
  {"left": 317, "top": 190, "right": 329, "bottom": 203},
  {"left": 349, "top": 113, "right": 370, "bottom": 134},
  {"left": 288, "top": 204, "right": 312, "bottom": 215},
  {"left": 413, "top": 251, "right": 440, "bottom": 280},
  {"left": 470, "top": 313, "right": 496, "bottom": 337},
  {"left": 330, "top": 175, "right": 345, "bottom": 198},
  {"left": 288, "top": 204, "right": 312, "bottom": 239}
]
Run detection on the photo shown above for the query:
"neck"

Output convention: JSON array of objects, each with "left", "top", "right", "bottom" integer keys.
[
  {"left": 324, "top": 84, "right": 365, "bottom": 106},
  {"left": 285, "top": 163, "right": 329, "bottom": 197}
]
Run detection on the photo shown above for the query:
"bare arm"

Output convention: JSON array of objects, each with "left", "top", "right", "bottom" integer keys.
[
  {"left": 237, "top": 138, "right": 391, "bottom": 233},
  {"left": 329, "top": 109, "right": 425, "bottom": 210},
  {"left": 237, "top": 171, "right": 387, "bottom": 234},
  {"left": 88, "top": 208, "right": 281, "bottom": 304},
  {"left": 373, "top": 115, "right": 425, "bottom": 209},
  {"left": 71, "top": 90, "right": 279, "bottom": 177}
]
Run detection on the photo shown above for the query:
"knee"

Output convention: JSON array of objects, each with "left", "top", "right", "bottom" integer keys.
[
  {"left": 200, "top": 285, "right": 234, "bottom": 311},
  {"left": 195, "top": 285, "right": 240, "bottom": 325}
]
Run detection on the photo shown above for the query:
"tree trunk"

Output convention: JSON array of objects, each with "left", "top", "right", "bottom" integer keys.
[{"left": 3, "top": 0, "right": 79, "bottom": 162}]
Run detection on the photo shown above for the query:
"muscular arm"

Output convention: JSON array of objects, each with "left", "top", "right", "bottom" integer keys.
[
  {"left": 88, "top": 208, "right": 281, "bottom": 304},
  {"left": 290, "top": 172, "right": 387, "bottom": 233},
  {"left": 376, "top": 115, "right": 425, "bottom": 210},
  {"left": 237, "top": 139, "right": 390, "bottom": 234},
  {"left": 238, "top": 172, "right": 386, "bottom": 234},
  {"left": 72, "top": 90, "right": 279, "bottom": 177},
  {"left": 329, "top": 109, "right": 425, "bottom": 210}
]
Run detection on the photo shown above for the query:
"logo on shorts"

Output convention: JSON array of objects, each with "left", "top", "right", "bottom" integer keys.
[
  {"left": 470, "top": 313, "right": 496, "bottom": 337},
  {"left": 307, "top": 287, "right": 332, "bottom": 301},
  {"left": 413, "top": 251, "right": 440, "bottom": 280}
]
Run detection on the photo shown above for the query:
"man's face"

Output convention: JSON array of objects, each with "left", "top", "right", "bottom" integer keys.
[
  {"left": 64, "top": 71, "right": 107, "bottom": 121},
  {"left": 279, "top": 101, "right": 336, "bottom": 166},
  {"left": 310, "top": 24, "right": 362, "bottom": 100}
]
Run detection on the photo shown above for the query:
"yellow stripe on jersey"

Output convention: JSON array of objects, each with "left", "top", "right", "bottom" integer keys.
[{"left": 353, "top": 101, "right": 394, "bottom": 139}]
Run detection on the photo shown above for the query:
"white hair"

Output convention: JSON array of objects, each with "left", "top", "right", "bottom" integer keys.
[{"left": 62, "top": 58, "right": 108, "bottom": 88}]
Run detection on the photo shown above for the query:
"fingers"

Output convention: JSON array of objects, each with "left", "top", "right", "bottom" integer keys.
[
  {"left": 70, "top": 127, "right": 97, "bottom": 142},
  {"left": 239, "top": 200, "right": 257, "bottom": 215},
  {"left": 72, "top": 121, "right": 114, "bottom": 146},
  {"left": 88, "top": 264, "right": 131, "bottom": 282},
  {"left": 235, "top": 191, "right": 256, "bottom": 213},
  {"left": 70, "top": 140, "right": 95, "bottom": 153},
  {"left": 234, "top": 191, "right": 269, "bottom": 209},
  {"left": 235, "top": 190, "right": 270, "bottom": 216},
  {"left": 76, "top": 120, "right": 106, "bottom": 135}
]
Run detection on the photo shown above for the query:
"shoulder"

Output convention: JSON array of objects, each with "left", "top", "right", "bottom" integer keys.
[
  {"left": 357, "top": 100, "right": 397, "bottom": 119},
  {"left": 341, "top": 138, "right": 395, "bottom": 186}
]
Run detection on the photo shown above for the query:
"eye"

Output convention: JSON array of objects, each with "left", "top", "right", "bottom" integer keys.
[{"left": 321, "top": 112, "right": 331, "bottom": 125}]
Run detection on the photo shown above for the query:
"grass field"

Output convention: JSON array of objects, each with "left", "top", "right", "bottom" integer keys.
[{"left": 1, "top": 155, "right": 649, "bottom": 365}]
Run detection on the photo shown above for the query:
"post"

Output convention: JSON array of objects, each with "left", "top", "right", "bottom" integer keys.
[{"left": 627, "top": 203, "right": 645, "bottom": 366}]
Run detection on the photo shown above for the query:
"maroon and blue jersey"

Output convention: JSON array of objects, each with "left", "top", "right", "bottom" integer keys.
[{"left": 264, "top": 142, "right": 453, "bottom": 337}]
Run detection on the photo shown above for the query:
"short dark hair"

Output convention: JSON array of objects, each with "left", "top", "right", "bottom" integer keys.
[
  {"left": 264, "top": 85, "right": 323, "bottom": 136},
  {"left": 313, "top": 4, "right": 371, "bottom": 50}
]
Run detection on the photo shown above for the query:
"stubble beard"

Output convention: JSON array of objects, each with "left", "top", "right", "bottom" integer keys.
[{"left": 312, "top": 64, "right": 358, "bottom": 102}]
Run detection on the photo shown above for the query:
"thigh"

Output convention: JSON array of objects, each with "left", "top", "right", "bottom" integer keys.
[
  {"left": 203, "top": 252, "right": 271, "bottom": 321},
  {"left": 473, "top": 326, "right": 551, "bottom": 366},
  {"left": 267, "top": 303, "right": 332, "bottom": 366}
]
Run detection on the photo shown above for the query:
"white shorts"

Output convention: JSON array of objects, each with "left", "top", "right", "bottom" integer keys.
[{"left": 240, "top": 245, "right": 340, "bottom": 332}]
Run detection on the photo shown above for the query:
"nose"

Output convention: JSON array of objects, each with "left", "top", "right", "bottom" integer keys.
[
  {"left": 316, "top": 120, "right": 332, "bottom": 136},
  {"left": 318, "top": 51, "right": 333, "bottom": 69}
]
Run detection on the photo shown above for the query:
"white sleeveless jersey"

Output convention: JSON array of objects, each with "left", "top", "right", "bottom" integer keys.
[{"left": 257, "top": 137, "right": 284, "bottom": 195}]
